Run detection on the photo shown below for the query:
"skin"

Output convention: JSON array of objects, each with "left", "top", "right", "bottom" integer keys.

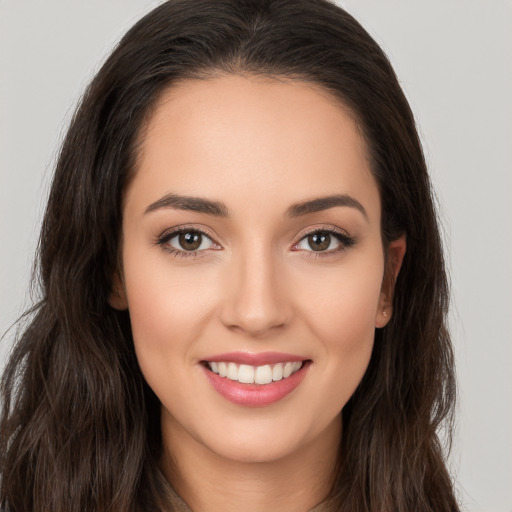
[{"left": 111, "top": 74, "right": 405, "bottom": 512}]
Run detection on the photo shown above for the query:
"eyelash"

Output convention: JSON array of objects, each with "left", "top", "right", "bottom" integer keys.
[
  {"left": 155, "top": 226, "right": 356, "bottom": 259},
  {"left": 292, "top": 226, "right": 357, "bottom": 259},
  {"left": 155, "top": 226, "right": 219, "bottom": 259}
]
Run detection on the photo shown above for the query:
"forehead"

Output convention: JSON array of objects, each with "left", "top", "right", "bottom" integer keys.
[{"left": 129, "top": 74, "right": 380, "bottom": 221}]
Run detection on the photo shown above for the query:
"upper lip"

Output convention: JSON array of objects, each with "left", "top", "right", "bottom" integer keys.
[{"left": 201, "top": 351, "right": 307, "bottom": 366}]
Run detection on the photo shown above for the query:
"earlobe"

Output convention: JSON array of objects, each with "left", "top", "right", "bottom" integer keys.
[
  {"left": 108, "top": 271, "right": 128, "bottom": 310},
  {"left": 375, "top": 306, "right": 390, "bottom": 328},
  {"left": 375, "top": 234, "right": 406, "bottom": 328}
]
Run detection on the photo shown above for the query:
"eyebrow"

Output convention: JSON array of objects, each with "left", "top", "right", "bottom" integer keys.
[
  {"left": 144, "top": 192, "right": 367, "bottom": 219},
  {"left": 286, "top": 194, "right": 368, "bottom": 219},
  {"left": 144, "top": 193, "right": 229, "bottom": 217}
]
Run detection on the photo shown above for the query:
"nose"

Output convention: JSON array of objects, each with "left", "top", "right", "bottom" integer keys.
[{"left": 219, "top": 245, "right": 291, "bottom": 337}]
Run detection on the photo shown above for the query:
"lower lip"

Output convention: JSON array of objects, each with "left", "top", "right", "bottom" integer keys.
[{"left": 202, "top": 362, "right": 310, "bottom": 407}]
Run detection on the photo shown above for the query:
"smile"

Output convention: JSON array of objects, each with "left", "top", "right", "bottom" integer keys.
[
  {"left": 201, "top": 354, "right": 311, "bottom": 407},
  {"left": 206, "top": 361, "right": 303, "bottom": 385}
]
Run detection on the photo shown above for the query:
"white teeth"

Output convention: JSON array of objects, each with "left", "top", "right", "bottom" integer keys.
[
  {"left": 254, "top": 364, "right": 273, "bottom": 385},
  {"left": 227, "top": 362, "right": 238, "bottom": 380},
  {"left": 272, "top": 363, "right": 283, "bottom": 381},
  {"left": 283, "top": 362, "right": 294, "bottom": 378},
  {"left": 218, "top": 362, "right": 227, "bottom": 377},
  {"left": 207, "top": 360, "right": 303, "bottom": 385},
  {"left": 238, "top": 364, "right": 255, "bottom": 384}
]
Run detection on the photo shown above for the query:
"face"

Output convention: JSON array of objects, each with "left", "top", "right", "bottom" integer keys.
[{"left": 111, "top": 75, "right": 405, "bottom": 465}]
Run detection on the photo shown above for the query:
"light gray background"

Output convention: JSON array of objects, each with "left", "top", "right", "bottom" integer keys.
[{"left": 1, "top": 1, "right": 511, "bottom": 511}]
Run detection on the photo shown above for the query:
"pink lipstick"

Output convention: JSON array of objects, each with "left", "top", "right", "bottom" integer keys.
[{"left": 200, "top": 352, "right": 310, "bottom": 407}]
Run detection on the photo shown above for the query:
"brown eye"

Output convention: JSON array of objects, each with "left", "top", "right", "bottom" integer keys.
[
  {"left": 307, "top": 232, "right": 331, "bottom": 251},
  {"left": 294, "top": 229, "right": 355, "bottom": 255},
  {"left": 178, "top": 232, "right": 202, "bottom": 251},
  {"left": 159, "top": 228, "right": 219, "bottom": 255}
]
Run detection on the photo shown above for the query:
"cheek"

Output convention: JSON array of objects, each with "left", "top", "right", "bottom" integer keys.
[
  {"left": 121, "top": 246, "right": 220, "bottom": 385},
  {"left": 293, "top": 253, "right": 384, "bottom": 405},
  {"left": 297, "top": 255, "right": 384, "bottom": 343}
]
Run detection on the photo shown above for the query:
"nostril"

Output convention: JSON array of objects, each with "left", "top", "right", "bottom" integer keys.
[{"left": 218, "top": 263, "right": 292, "bottom": 335}]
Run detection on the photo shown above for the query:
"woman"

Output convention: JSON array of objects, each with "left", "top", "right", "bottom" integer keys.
[{"left": 0, "top": 0, "right": 459, "bottom": 511}]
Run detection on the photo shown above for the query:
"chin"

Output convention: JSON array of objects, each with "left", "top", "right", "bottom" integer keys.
[
  {"left": 210, "top": 437, "right": 299, "bottom": 465},
  {"left": 197, "top": 415, "right": 318, "bottom": 465}
]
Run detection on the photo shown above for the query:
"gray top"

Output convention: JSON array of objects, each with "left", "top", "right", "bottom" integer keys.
[{"left": 164, "top": 480, "right": 336, "bottom": 512}]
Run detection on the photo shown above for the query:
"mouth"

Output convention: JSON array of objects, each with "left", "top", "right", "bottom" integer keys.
[
  {"left": 200, "top": 354, "right": 311, "bottom": 407},
  {"left": 202, "top": 360, "right": 304, "bottom": 385}
]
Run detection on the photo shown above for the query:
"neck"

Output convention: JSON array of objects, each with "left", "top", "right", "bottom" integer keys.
[{"left": 160, "top": 412, "right": 341, "bottom": 512}]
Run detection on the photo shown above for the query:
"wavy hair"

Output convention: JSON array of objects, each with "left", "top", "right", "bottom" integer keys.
[{"left": 1, "top": 1, "right": 459, "bottom": 510}]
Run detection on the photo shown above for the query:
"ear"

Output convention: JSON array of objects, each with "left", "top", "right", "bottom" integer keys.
[
  {"left": 375, "top": 234, "right": 406, "bottom": 328},
  {"left": 108, "top": 270, "right": 128, "bottom": 310}
]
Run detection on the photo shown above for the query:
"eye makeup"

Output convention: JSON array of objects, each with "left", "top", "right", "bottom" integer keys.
[
  {"left": 291, "top": 225, "right": 357, "bottom": 259},
  {"left": 154, "top": 222, "right": 357, "bottom": 261},
  {"left": 155, "top": 225, "right": 221, "bottom": 259}
]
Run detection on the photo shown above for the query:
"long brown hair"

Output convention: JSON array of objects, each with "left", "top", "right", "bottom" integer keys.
[{"left": 1, "top": 1, "right": 459, "bottom": 510}]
